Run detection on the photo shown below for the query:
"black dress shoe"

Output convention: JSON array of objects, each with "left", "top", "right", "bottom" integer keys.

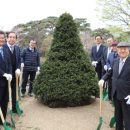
[{"left": 6, "top": 122, "right": 11, "bottom": 126}]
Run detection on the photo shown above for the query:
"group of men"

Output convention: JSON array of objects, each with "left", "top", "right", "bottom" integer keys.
[
  {"left": 91, "top": 35, "right": 130, "bottom": 130},
  {"left": 1, "top": 29, "right": 129, "bottom": 129},
  {"left": 0, "top": 31, "right": 40, "bottom": 127}
]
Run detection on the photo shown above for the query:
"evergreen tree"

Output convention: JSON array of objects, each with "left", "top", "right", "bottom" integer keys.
[{"left": 33, "top": 13, "right": 98, "bottom": 107}]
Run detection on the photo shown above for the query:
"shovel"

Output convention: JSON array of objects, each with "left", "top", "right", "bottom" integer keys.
[
  {"left": 102, "top": 82, "right": 108, "bottom": 101},
  {"left": 109, "top": 100, "right": 115, "bottom": 128},
  {"left": 97, "top": 84, "right": 103, "bottom": 130},
  {"left": 109, "top": 115, "right": 115, "bottom": 128},
  {"left": 8, "top": 80, "right": 15, "bottom": 127},
  {"left": 15, "top": 73, "right": 22, "bottom": 117},
  {"left": 18, "top": 66, "right": 23, "bottom": 100},
  {"left": 0, "top": 107, "right": 11, "bottom": 130}
]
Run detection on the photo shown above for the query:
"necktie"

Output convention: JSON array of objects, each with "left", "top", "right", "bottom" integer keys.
[
  {"left": 97, "top": 46, "right": 99, "bottom": 52},
  {"left": 107, "top": 48, "right": 111, "bottom": 59},
  {"left": 0, "top": 48, "right": 4, "bottom": 59},
  {"left": 119, "top": 60, "right": 124, "bottom": 74},
  {"left": 10, "top": 46, "right": 14, "bottom": 53}
]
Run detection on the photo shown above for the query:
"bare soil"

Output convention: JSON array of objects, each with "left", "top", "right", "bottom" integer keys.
[{"left": 6, "top": 96, "right": 115, "bottom": 130}]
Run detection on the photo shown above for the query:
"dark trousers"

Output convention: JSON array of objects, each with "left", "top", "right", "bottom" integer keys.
[
  {"left": 21, "top": 70, "right": 36, "bottom": 94},
  {"left": 113, "top": 94, "right": 130, "bottom": 130},
  {"left": 108, "top": 79, "right": 112, "bottom": 100},
  {"left": 11, "top": 73, "right": 16, "bottom": 112},
  {"left": 0, "top": 81, "right": 8, "bottom": 124},
  {"left": 95, "top": 64, "right": 102, "bottom": 80}
]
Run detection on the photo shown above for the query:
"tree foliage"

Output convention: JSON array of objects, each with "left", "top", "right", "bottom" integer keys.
[
  {"left": 75, "top": 18, "right": 91, "bottom": 32},
  {"left": 12, "top": 16, "right": 91, "bottom": 57},
  {"left": 92, "top": 28, "right": 113, "bottom": 43},
  {"left": 96, "top": 0, "right": 130, "bottom": 29},
  {"left": 33, "top": 13, "right": 98, "bottom": 107},
  {"left": 107, "top": 25, "right": 130, "bottom": 42}
]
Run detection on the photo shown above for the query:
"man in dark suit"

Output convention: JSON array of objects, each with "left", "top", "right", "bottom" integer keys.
[
  {"left": 91, "top": 35, "right": 105, "bottom": 80},
  {"left": 106, "top": 42, "right": 118, "bottom": 69},
  {"left": 99, "top": 42, "right": 130, "bottom": 130},
  {"left": 3, "top": 32, "right": 21, "bottom": 113},
  {"left": 0, "top": 31, "right": 12, "bottom": 126},
  {"left": 102, "top": 38, "right": 115, "bottom": 101},
  {"left": 102, "top": 37, "right": 113, "bottom": 72}
]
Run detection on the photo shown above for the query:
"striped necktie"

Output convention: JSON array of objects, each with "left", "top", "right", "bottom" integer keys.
[
  {"left": 119, "top": 60, "right": 124, "bottom": 74},
  {"left": 0, "top": 48, "right": 4, "bottom": 59}
]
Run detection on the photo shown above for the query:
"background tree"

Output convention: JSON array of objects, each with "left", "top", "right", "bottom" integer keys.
[
  {"left": 75, "top": 18, "right": 91, "bottom": 32},
  {"left": 33, "top": 13, "right": 99, "bottom": 107},
  {"left": 92, "top": 28, "right": 113, "bottom": 43},
  {"left": 12, "top": 16, "right": 91, "bottom": 57},
  {"left": 96, "top": 0, "right": 130, "bottom": 29},
  {"left": 107, "top": 25, "right": 130, "bottom": 42}
]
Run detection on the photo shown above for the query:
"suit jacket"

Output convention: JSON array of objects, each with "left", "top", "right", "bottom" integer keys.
[
  {"left": 102, "top": 47, "right": 108, "bottom": 66},
  {"left": 102, "top": 47, "right": 112, "bottom": 66},
  {"left": 103, "top": 57, "right": 130, "bottom": 100},
  {"left": 0, "top": 47, "right": 12, "bottom": 87},
  {"left": 3, "top": 43, "right": 21, "bottom": 70},
  {"left": 91, "top": 44, "right": 105, "bottom": 65},
  {"left": 107, "top": 52, "right": 118, "bottom": 68}
]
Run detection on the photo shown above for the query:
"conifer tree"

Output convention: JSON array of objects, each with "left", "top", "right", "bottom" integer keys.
[{"left": 33, "top": 13, "right": 98, "bottom": 107}]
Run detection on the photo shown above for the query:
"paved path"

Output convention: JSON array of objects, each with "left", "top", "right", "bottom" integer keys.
[{"left": 8, "top": 96, "right": 115, "bottom": 130}]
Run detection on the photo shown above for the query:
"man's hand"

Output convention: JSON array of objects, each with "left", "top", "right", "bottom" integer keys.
[
  {"left": 21, "top": 63, "right": 24, "bottom": 68},
  {"left": 8, "top": 74, "right": 12, "bottom": 81},
  {"left": 92, "top": 61, "right": 98, "bottom": 67},
  {"left": 3, "top": 73, "right": 12, "bottom": 81},
  {"left": 98, "top": 79, "right": 104, "bottom": 87},
  {"left": 15, "top": 69, "right": 21, "bottom": 76},
  {"left": 37, "top": 67, "right": 40, "bottom": 71},
  {"left": 3, "top": 73, "right": 9, "bottom": 80},
  {"left": 104, "top": 65, "right": 108, "bottom": 71},
  {"left": 125, "top": 95, "right": 130, "bottom": 105}
]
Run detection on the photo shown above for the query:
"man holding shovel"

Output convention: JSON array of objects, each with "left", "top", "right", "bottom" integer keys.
[
  {"left": 3, "top": 32, "right": 22, "bottom": 114},
  {"left": 0, "top": 31, "right": 12, "bottom": 128},
  {"left": 99, "top": 42, "right": 130, "bottom": 130}
]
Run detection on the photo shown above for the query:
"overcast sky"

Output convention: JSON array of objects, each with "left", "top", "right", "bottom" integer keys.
[{"left": 0, "top": 0, "right": 105, "bottom": 31}]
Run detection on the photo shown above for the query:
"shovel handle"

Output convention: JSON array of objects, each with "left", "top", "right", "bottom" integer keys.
[
  {"left": 8, "top": 80, "right": 12, "bottom": 109},
  {"left": 104, "top": 81, "right": 108, "bottom": 89},
  {"left": 0, "top": 107, "right": 5, "bottom": 123},
  {"left": 99, "top": 84, "right": 103, "bottom": 117},
  {"left": 19, "top": 66, "right": 23, "bottom": 87},
  {"left": 15, "top": 73, "right": 19, "bottom": 101}
]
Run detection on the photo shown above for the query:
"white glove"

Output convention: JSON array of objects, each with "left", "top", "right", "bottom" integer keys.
[
  {"left": 37, "top": 67, "right": 40, "bottom": 71},
  {"left": 92, "top": 61, "right": 98, "bottom": 67},
  {"left": 3, "top": 73, "right": 9, "bottom": 80},
  {"left": 3, "top": 73, "right": 12, "bottom": 81},
  {"left": 104, "top": 65, "right": 108, "bottom": 71},
  {"left": 21, "top": 63, "right": 24, "bottom": 68},
  {"left": 8, "top": 74, "right": 12, "bottom": 81},
  {"left": 15, "top": 69, "right": 21, "bottom": 76},
  {"left": 108, "top": 67, "right": 112, "bottom": 71},
  {"left": 98, "top": 79, "right": 104, "bottom": 87},
  {"left": 125, "top": 95, "right": 130, "bottom": 105}
]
